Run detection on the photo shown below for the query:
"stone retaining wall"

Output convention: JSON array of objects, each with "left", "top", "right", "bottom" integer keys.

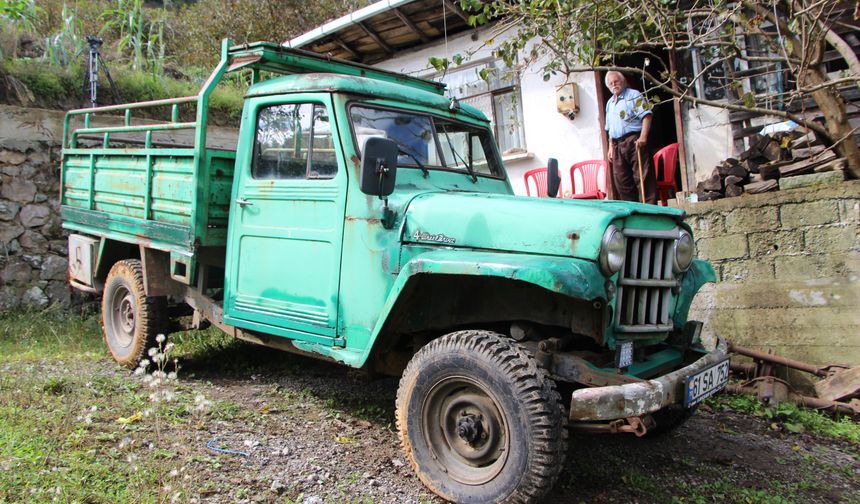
[
  {"left": 0, "top": 104, "right": 238, "bottom": 310},
  {"left": 680, "top": 181, "right": 860, "bottom": 367},
  {"left": 0, "top": 144, "right": 68, "bottom": 309}
]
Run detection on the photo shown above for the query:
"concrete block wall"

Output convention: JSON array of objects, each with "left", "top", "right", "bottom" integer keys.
[{"left": 680, "top": 181, "right": 860, "bottom": 367}]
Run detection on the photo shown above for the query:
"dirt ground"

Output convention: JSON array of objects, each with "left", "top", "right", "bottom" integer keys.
[
  {"left": 157, "top": 344, "right": 860, "bottom": 504},
  {"left": 3, "top": 339, "right": 858, "bottom": 503}
]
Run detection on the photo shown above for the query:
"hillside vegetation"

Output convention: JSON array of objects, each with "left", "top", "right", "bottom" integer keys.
[{"left": 0, "top": 0, "right": 360, "bottom": 114}]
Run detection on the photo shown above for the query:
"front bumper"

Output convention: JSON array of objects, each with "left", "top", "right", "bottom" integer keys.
[{"left": 568, "top": 338, "right": 729, "bottom": 421}]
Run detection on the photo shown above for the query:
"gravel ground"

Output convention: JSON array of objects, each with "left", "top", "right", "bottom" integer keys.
[
  {"left": 168, "top": 345, "right": 860, "bottom": 504},
  {"left": 4, "top": 342, "right": 857, "bottom": 503}
]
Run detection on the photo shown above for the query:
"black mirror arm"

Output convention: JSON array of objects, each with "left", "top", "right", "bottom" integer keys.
[
  {"left": 376, "top": 159, "right": 389, "bottom": 199},
  {"left": 376, "top": 158, "right": 396, "bottom": 229}
]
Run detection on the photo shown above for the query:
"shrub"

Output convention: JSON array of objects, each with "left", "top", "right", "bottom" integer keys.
[{"left": 1, "top": 59, "right": 77, "bottom": 101}]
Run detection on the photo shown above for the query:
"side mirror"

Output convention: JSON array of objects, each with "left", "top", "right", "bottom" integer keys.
[
  {"left": 360, "top": 137, "right": 398, "bottom": 197},
  {"left": 547, "top": 158, "right": 561, "bottom": 198}
]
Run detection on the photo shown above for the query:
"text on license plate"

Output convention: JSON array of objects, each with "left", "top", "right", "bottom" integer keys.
[{"left": 685, "top": 359, "right": 730, "bottom": 407}]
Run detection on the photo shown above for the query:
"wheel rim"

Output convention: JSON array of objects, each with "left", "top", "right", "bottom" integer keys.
[
  {"left": 422, "top": 375, "right": 509, "bottom": 485},
  {"left": 109, "top": 285, "right": 136, "bottom": 348}
]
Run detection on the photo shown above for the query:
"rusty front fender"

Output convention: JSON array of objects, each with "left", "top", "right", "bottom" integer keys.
[
  {"left": 353, "top": 249, "right": 607, "bottom": 367},
  {"left": 672, "top": 258, "right": 716, "bottom": 325}
]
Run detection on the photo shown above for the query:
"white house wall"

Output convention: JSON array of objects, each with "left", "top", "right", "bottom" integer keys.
[
  {"left": 372, "top": 28, "right": 606, "bottom": 195},
  {"left": 683, "top": 104, "right": 733, "bottom": 184}
]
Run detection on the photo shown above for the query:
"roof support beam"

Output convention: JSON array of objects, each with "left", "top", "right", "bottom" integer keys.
[
  {"left": 358, "top": 21, "right": 394, "bottom": 56},
  {"left": 442, "top": 0, "right": 470, "bottom": 24},
  {"left": 393, "top": 7, "right": 430, "bottom": 44},
  {"left": 332, "top": 36, "right": 360, "bottom": 60}
]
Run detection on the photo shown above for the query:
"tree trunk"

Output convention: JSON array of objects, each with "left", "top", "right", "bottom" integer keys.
[
  {"left": 803, "top": 67, "right": 860, "bottom": 179},
  {"left": 821, "top": 21, "right": 860, "bottom": 90},
  {"left": 745, "top": 1, "right": 860, "bottom": 177}
]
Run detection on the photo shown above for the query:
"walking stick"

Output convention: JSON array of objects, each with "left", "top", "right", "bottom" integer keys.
[{"left": 635, "top": 144, "right": 646, "bottom": 203}]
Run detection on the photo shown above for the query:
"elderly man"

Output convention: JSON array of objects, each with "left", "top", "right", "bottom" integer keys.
[{"left": 604, "top": 71, "right": 657, "bottom": 204}]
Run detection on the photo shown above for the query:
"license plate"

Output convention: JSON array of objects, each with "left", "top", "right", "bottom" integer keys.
[{"left": 684, "top": 359, "right": 730, "bottom": 407}]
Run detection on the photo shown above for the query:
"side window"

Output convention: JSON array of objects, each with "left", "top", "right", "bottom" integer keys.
[
  {"left": 252, "top": 103, "right": 337, "bottom": 179},
  {"left": 436, "top": 120, "right": 497, "bottom": 175}
]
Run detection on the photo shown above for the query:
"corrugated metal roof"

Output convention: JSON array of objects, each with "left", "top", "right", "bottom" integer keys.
[
  {"left": 286, "top": 0, "right": 419, "bottom": 49},
  {"left": 284, "top": 0, "right": 475, "bottom": 64},
  {"left": 247, "top": 73, "right": 488, "bottom": 122}
]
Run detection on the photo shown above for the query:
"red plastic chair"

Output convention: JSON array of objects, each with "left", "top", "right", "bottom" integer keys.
[
  {"left": 653, "top": 143, "right": 680, "bottom": 206},
  {"left": 569, "top": 160, "right": 606, "bottom": 200},
  {"left": 523, "top": 167, "right": 560, "bottom": 197}
]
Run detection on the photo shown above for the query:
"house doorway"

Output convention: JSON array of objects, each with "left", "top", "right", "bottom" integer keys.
[{"left": 596, "top": 48, "right": 688, "bottom": 197}]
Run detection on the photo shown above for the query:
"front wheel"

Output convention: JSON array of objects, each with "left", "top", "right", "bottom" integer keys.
[{"left": 396, "top": 330, "right": 567, "bottom": 504}]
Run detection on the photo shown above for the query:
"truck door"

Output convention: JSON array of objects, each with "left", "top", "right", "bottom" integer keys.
[{"left": 223, "top": 95, "right": 346, "bottom": 344}]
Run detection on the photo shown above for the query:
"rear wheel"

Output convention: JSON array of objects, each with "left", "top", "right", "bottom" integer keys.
[
  {"left": 396, "top": 330, "right": 567, "bottom": 504},
  {"left": 102, "top": 259, "right": 166, "bottom": 368}
]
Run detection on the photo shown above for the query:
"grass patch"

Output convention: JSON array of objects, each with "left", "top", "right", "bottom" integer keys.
[
  {"left": 0, "top": 309, "right": 104, "bottom": 362},
  {"left": 168, "top": 325, "right": 236, "bottom": 358},
  {"left": 0, "top": 363, "right": 165, "bottom": 502},
  {"left": 1, "top": 57, "right": 244, "bottom": 124},
  {"left": 0, "top": 311, "right": 248, "bottom": 500},
  {"left": 671, "top": 474, "right": 825, "bottom": 504},
  {"left": 0, "top": 318, "right": 228, "bottom": 502},
  {"left": 708, "top": 393, "right": 860, "bottom": 444},
  {"left": 621, "top": 467, "right": 663, "bottom": 497},
  {"left": 2, "top": 58, "right": 82, "bottom": 101},
  {"left": 672, "top": 481, "right": 783, "bottom": 504}
]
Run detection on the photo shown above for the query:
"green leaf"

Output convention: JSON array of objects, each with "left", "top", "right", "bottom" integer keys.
[
  {"left": 428, "top": 57, "right": 449, "bottom": 72},
  {"left": 784, "top": 423, "right": 804, "bottom": 433},
  {"left": 742, "top": 92, "right": 756, "bottom": 108}
]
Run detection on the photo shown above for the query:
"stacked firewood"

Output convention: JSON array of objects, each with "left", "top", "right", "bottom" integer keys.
[{"left": 696, "top": 128, "right": 846, "bottom": 201}]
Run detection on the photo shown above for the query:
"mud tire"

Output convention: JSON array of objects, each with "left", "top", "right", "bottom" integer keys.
[
  {"left": 396, "top": 330, "right": 567, "bottom": 504},
  {"left": 101, "top": 259, "right": 166, "bottom": 368}
]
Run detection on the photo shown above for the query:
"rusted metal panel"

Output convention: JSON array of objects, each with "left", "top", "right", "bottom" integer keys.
[
  {"left": 140, "top": 247, "right": 185, "bottom": 297},
  {"left": 569, "top": 339, "right": 729, "bottom": 421}
]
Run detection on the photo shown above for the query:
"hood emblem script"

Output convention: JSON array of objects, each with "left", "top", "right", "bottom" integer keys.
[{"left": 413, "top": 230, "right": 456, "bottom": 244}]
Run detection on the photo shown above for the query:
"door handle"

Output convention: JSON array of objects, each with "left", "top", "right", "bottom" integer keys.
[{"left": 236, "top": 197, "right": 254, "bottom": 207}]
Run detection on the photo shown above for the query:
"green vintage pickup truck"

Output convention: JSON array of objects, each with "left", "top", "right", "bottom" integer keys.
[{"left": 60, "top": 40, "right": 728, "bottom": 503}]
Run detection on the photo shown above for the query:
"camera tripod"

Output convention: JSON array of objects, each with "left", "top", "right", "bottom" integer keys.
[{"left": 83, "top": 36, "right": 121, "bottom": 108}]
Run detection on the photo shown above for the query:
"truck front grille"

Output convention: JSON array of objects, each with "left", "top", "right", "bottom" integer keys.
[{"left": 615, "top": 228, "right": 680, "bottom": 333}]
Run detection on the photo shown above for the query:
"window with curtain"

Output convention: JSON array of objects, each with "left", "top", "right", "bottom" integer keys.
[{"left": 436, "top": 60, "right": 526, "bottom": 156}]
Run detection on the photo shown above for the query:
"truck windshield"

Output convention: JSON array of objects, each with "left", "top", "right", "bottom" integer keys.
[{"left": 349, "top": 105, "right": 503, "bottom": 178}]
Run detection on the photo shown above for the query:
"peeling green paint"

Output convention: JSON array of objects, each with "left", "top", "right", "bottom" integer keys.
[{"left": 59, "top": 39, "right": 717, "bottom": 380}]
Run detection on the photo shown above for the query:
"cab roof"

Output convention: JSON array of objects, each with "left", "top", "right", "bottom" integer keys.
[{"left": 245, "top": 72, "right": 489, "bottom": 123}]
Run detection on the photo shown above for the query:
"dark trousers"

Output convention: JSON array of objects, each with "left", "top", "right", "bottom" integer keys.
[{"left": 611, "top": 134, "right": 657, "bottom": 204}]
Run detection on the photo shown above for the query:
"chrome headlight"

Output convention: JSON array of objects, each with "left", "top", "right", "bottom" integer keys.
[
  {"left": 599, "top": 225, "right": 625, "bottom": 276},
  {"left": 673, "top": 230, "right": 695, "bottom": 272}
]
